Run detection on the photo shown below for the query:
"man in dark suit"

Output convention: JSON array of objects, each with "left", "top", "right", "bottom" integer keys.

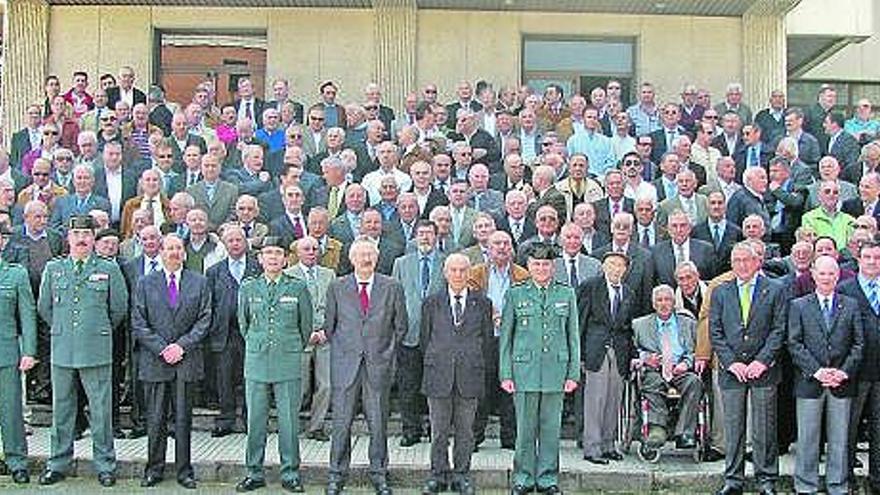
[
  {"left": 838, "top": 241, "right": 880, "bottom": 492},
  {"left": 266, "top": 78, "right": 304, "bottom": 123},
  {"left": 105, "top": 66, "right": 146, "bottom": 110},
  {"left": 495, "top": 189, "right": 536, "bottom": 250},
  {"left": 447, "top": 110, "right": 500, "bottom": 168},
  {"left": 824, "top": 111, "right": 860, "bottom": 171},
  {"left": 269, "top": 184, "right": 308, "bottom": 250},
  {"left": 652, "top": 209, "right": 716, "bottom": 288},
  {"left": 578, "top": 252, "right": 634, "bottom": 464},
  {"left": 131, "top": 233, "right": 212, "bottom": 490},
  {"left": 648, "top": 103, "right": 690, "bottom": 164},
  {"left": 10, "top": 104, "right": 42, "bottom": 171},
  {"left": 205, "top": 226, "right": 261, "bottom": 437},
  {"left": 233, "top": 78, "right": 266, "bottom": 129},
  {"left": 787, "top": 255, "right": 863, "bottom": 495},
  {"left": 444, "top": 80, "right": 482, "bottom": 129},
  {"left": 527, "top": 165, "right": 567, "bottom": 225},
  {"left": 726, "top": 167, "right": 771, "bottom": 230},
  {"left": 842, "top": 171, "right": 880, "bottom": 224},
  {"left": 186, "top": 153, "right": 238, "bottom": 229},
  {"left": 419, "top": 253, "right": 493, "bottom": 495},
  {"left": 593, "top": 212, "right": 654, "bottom": 317},
  {"left": 592, "top": 170, "right": 634, "bottom": 236},
  {"left": 711, "top": 112, "right": 746, "bottom": 158},
  {"left": 324, "top": 237, "right": 408, "bottom": 495},
  {"left": 777, "top": 107, "right": 822, "bottom": 168},
  {"left": 693, "top": 190, "right": 743, "bottom": 274},
  {"left": 734, "top": 123, "right": 772, "bottom": 172},
  {"left": 93, "top": 142, "right": 139, "bottom": 227},
  {"left": 709, "top": 241, "right": 788, "bottom": 495}
]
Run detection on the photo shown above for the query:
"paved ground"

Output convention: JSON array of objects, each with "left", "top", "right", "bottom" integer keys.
[{"left": 9, "top": 427, "right": 872, "bottom": 493}]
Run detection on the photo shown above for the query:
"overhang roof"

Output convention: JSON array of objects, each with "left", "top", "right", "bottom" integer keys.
[{"left": 42, "top": 0, "right": 780, "bottom": 17}]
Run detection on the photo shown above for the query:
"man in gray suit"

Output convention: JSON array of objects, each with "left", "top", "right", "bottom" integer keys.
[
  {"left": 286, "top": 236, "right": 336, "bottom": 441},
  {"left": 554, "top": 222, "right": 600, "bottom": 287},
  {"left": 186, "top": 153, "right": 238, "bottom": 229},
  {"left": 325, "top": 237, "right": 408, "bottom": 495},
  {"left": 467, "top": 163, "right": 504, "bottom": 217},
  {"left": 419, "top": 253, "right": 493, "bottom": 495},
  {"left": 392, "top": 220, "right": 446, "bottom": 447},
  {"left": 448, "top": 179, "right": 478, "bottom": 248},
  {"left": 632, "top": 285, "right": 703, "bottom": 460},
  {"left": 787, "top": 255, "right": 863, "bottom": 495},
  {"left": 709, "top": 241, "right": 787, "bottom": 495},
  {"left": 50, "top": 164, "right": 111, "bottom": 230},
  {"left": 131, "top": 234, "right": 212, "bottom": 490}
]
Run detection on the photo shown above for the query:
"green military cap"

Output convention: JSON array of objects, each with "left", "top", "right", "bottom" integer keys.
[
  {"left": 95, "top": 228, "right": 120, "bottom": 241},
  {"left": 602, "top": 251, "right": 630, "bottom": 265},
  {"left": 260, "top": 236, "right": 288, "bottom": 252},
  {"left": 529, "top": 242, "right": 560, "bottom": 261},
  {"left": 68, "top": 215, "right": 96, "bottom": 231}
]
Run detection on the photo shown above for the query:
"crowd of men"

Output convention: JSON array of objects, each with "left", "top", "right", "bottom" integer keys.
[{"left": 0, "top": 66, "right": 879, "bottom": 495}]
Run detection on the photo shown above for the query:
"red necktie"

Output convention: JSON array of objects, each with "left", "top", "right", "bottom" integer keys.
[
  {"left": 292, "top": 215, "right": 304, "bottom": 238},
  {"left": 612, "top": 201, "right": 620, "bottom": 216},
  {"left": 359, "top": 282, "right": 370, "bottom": 315}
]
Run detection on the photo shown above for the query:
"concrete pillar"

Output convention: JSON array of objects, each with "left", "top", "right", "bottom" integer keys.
[
  {"left": 371, "top": 0, "right": 417, "bottom": 113},
  {"left": 3, "top": 0, "right": 50, "bottom": 146},
  {"left": 741, "top": 0, "right": 798, "bottom": 104}
]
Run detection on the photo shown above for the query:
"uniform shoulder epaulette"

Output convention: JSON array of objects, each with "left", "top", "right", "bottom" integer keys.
[
  {"left": 511, "top": 279, "right": 530, "bottom": 288},
  {"left": 240, "top": 275, "right": 260, "bottom": 286}
]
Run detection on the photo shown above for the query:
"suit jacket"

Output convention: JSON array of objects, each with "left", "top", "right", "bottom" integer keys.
[
  {"left": 266, "top": 99, "right": 304, "bottom": 124},
  {"left": 651, "top": 238, "right": 716, "bottom": 288},
  {"left": 648, "top": 126, "right": 691, "bottom": 163},
  {"left": 269, "top": 213, "right": 306, "bottom": 251},
  {"left": 257, "top": 187, "right": 285, "bottom": 224},
  {"left": 447, "top": 129, "right": 500, "bottom": 167},
  {"left": 168, "top": 134, "right": 207, "bottom": 171},
  {"left": 234, "top": 98, "right": 266, "bottom": 128},
  {"left": 186, "top": 180, "right": 239, "bottom": 228},
  {"left": 467, "top": 189, "right": 504, "bottom": 217},
  {"left": 842, "top": 198, "right": 880, "bottom": 223},
  {"left": 711, "top": 133, "right": 746, "bottom": 158},
  {"left": 444, "top": 100, "right": 482, "bottom": 128},
  {"left": 324, "top": 273, "right": 407, "bottom": 390},
  {"left": 301, "top": 128, "right": 327, "bottom": 158},
  {"left": 733, "top": 142, "right": 773, "bottom": 176},
  {"left": 709, "top": 275, "right": 787, "bottom": 389},
  {"left": 787, "top": 292, "right": 863, "bottom": 398},
  {"left": 726, "top": 187, "right": 771, "bottom": 230},
  {"left": 827, "top": 130, "right": 861, "bottom": 170},
  {"left": 106, "top": 86, "right": 146, "bottom": 109},
  {"left": 592, "top": 197, "right": 635, "bottom": 236},
  {"left": 206, "top": 257, "right": 261, "bottom": 353},
  {"left": 285, "top": 263, "right": 334, "bottom": 330},
  {"left": 10, "top": 129, "right": 34, "bottom": 171},
  {"left": 93, "top": 166, "right": 139, "bottom": 214},
  {"left": 451, "top": 206, "right": 478, "bottom": 248},
  {"left": 692, "top": 220, "right": 743, "bottom": 274},
  {"left": 392, "top": 250, "right": 446, "bottom": 347},
  {"left": 223, "top": 167, "right": 273, "bottom": 197},
  {"left": 656, "top": 193, "right": 709, "bottom": 227},
  {"left": 553, "top": 253, "right": 601, "bottom": 288},
  {"left": 49, "top": 193, "right": 111, "bottom": 230},
  {"left": 413, "top": 186, "right": 448, "bottom": 219},
  {"left": 120, "top": 195, "right": 170, "bottom": 238},
  {"left": 577, "top": 275, "right": 635, "bottom": 377},
  {"left": 632, "top": 311, "right": 697, "bottom": 369},
  {"left": 593, "top": 242, "right": 655, "bottom": 317},
  {"left": 420, "top": 288, "right": 493, "bottom": 398},
  {"left": 772, "top": 132, "right": 821, "bottom": 167},
  {"left": 527, "top": 187, "right": 568, "bottom": 227},
  {"left": 494, "top": 214, "right": 536, "bottom": 250},
  {"left": 838, "top": 278, "right": 880, "bottom": 382},
  {"left": 131, "top": 269, "right": 212, "bottom": 382}
]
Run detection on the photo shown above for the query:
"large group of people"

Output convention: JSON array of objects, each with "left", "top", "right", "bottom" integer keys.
[{"left": 0, "top": 65, "right": 879, "bottom": 495}]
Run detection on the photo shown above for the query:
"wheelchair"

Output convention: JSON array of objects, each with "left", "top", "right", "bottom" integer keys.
[{"left": 619, "top": 362, "right": 710, "bottom": 464}]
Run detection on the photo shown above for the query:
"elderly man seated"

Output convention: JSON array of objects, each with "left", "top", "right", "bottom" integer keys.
[{"left": 632, "top": 284, "right": 704, "bottom": 458}]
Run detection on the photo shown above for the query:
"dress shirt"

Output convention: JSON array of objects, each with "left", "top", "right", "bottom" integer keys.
[
  {"left": 654, "top": 314, "right": 684, "bottom": 364},
  {"left": 354, "top": 273, "right": 376, "bottom": 299},
  {"left": 661, "top": 176, "right": 678, "bottom": 200},
  {"left": 520, "top": 129, "right": 539, "bottom": 163},
  {"left": 566, "top": 130, "right": 616, "bottom": 177},
  {"left": 237, "top": 98, "right": 256, "bottom": 123},
  {"left": 163, "top": 267, "right": 183, "bottom": 287},
  {"left": 143, "top": 255, "right": 163, "bottom": 275},
  {"left": 638, "top": 224, "right": 655, "bottom": 246},
  {"left": 673, "top": 240, "right": 691, "bottom": 264},
  {"left": 28, "top": 127, "right": 41, "bottom": 149},
  {"left": 449, "top": 287, "right": 469, "bottom": 320},
  {"left": 140, "top": 195, "right": 166, "bottom": 226},
  {"left": 105, "top": 168, "right": 123, "bottom": 222}
]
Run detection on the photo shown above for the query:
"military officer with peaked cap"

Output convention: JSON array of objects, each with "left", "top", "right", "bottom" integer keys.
[
  {"left": 499, "top": 243, "right": 580, "bottom": 495},
  {"left": 235, "top": 236, "right": 313, "bottom": 493},
  {"left": 0, "top": 226, "right": 37, "bottom": 484},
  {"left": 36, "top": 215, "right": 128, "bottom": 487}
]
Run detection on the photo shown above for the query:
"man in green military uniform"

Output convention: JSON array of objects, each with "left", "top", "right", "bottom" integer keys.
[
  {"left": 235, "top": 236, "right": 313, "bottom": 493},
  {"left": 36, "top": 215, "right": 128, "bottom": 487},
  {"left": 0, "top": 227, "right": 37, "bottom": 484},
  {"left": 499, "top": 243, "right": 580, "bottom": 495}
]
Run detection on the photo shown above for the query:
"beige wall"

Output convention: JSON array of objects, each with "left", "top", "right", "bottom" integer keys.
[
  {"left": 46, "top": 6, "right": 744, "bottom": 108},
  {"left": 795, "top": 1, "right": 879, "bottom": 81}
]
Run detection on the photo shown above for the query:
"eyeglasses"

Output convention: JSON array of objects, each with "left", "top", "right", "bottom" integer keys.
[
  {"left": 288, "top": 134, "right": 302, "bottom": 139},
  {"left": 32, "top": 172, "right": 50, "bottom": 177},
  {"left": 364, "top": 106, "right": 378, "bottom": 111},
  {"left": 608, "top": 85, "right": 621, "bottom": 90},
  {"left": 637, "top": 141, "right": 652, "bottom": 147},
  {"left": 624, "top": 160, "right": 640, "bottom": 166},
  {"left": 55, "top": 156, "right": 72, "bottom": 162},
  {"left": 157, "top": 154, "right": 173, "bottom": 159},
  {"left": 43, "top": 131, "right": 59, "bottom": 136},
  {"left": 424, "top": 89, "right": 438, "bottom": 94},
  {"left": 309, "top": 116, "right": 325, "bottom": 121},
  {"left": 704, "top": 115, "right": 719, "bottom": 120},
  {"left": 541, "top": 142, "right": 553, "bottom": 147}
]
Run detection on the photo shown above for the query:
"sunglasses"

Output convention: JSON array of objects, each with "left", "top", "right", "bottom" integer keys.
[
  {"left": 704, "top": 115, "right": 719, "bottom": 120},
  {"left": 288, "top": 134, "right": 302, "bottom": 139},
  {"left": 424, "top": 89, "right": 438, "bottom": 94},
  {"left": 309, "top": 116, "right": 325, "bottom": 121},
  {"left": 55, "top": 156, "right": 72, "bottom": 162},
  {"left": 624, "top": 160, "right": 640, "bottom": 166},
  {"left": 364, "top": 106, "right": 378, "bottom": 111},
  {"left": 43, "top": 131, "right": 59, "bottom": 136},
  {"left": 32, "top": 172, "right": 50, "bottom": 177},
  {"left": 157, "top": 154, "right": 173, "bottom": 159}
]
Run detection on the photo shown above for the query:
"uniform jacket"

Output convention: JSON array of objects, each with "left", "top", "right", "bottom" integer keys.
[{"left": 0, "top": 260, "right": 37, "bottom": 367}]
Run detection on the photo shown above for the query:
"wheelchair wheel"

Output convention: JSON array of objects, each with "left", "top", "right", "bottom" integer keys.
[{"left": 638, "top": 442, "right": 661, "bottom": 463}]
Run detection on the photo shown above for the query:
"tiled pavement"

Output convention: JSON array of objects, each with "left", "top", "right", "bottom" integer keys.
[{"left": 18, "top": 427, "right": 873, "bottom": 492}]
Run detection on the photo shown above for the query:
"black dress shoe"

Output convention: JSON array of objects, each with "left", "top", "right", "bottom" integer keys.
[
  {"left": 38, "top": 470, "right": 65, "bottom": 485},
  {"left": 167, "top": 429, "right": 176, "bottom": 439},
  {"left": 758, "top": 489, "right": 776, "bottom": 495},
  {"left": 583, "top": 455, "right": 609, "bottom": 465},
  {"left": 211, "top": 426, "right": 234, "bottom": 438},
  {"left": 501, "top": 442, "right": 516, "bottom": 450},
  {"left": 140, "top": 474, "right": 162, "bottom": 487},
  {"left": 306, "top": 430, "right": 330, "bottom": 442},
  {"left": 98, "top": 472, "right": 116, "bottom": 487},
  {"left": 399, "top": 435, "right": 420, "bottom": 447},
  {"left": 511, "top": 484, "right": 533, "bottom": 495},
  {"left": 12, "top": 469, "right": 29, "bottom": 484},
  {"left": 855, "top": 457, "right": 865, "bottom": 468},
  {"left": 127, "top": 427, "right": 147, "bottom": 439},
  {"left": 236, "top": 477, "right": 266, "bottom": 492},
  {"left": 326, "top": 480, "right": 344, "bottom": 495},
  {"left": 113, "top": 428, "right": 127, "bottom": 439},
  {"left": 178, "top": 476, "right": 197, "bottom": 489},
  {"left": 282, "top": 478, "right": 305, "bottom": 492},
  {"left": 452, "top": 478, "right": 476, "bottom": 495},
  {"left": 602, "top": 451, "right": 624, "bottom": 461},
  {"left": 703, "top": 447, "right": 725, "bottom": 462},
  {"left": 539, "top": 485, "right": 562, "bottom": 494},
  {"left": 714, "top": 487, "right": 743, "bottom": 495},
  {"left": 675, "top": 434, "right": 697, "bottom": 449},
  {"left": 422, "top": 478, "right": 448, "bottom": 494}
]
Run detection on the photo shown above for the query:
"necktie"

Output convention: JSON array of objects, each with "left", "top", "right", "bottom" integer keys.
[
  {"left": 292, "top": 215, "right": 304, "bottom": 238},
  {"left": 675, "top": 243, "right": 685, "bottom": 266},
  {"left": 149, "top": 259, "right": 158, "bottom": 274},
  {"left": 474, "top": 192, "right": 481, "bottom": 212},
  {"left": 612, "top": 201, "right": 620, "bottom": 216},
  {"left": 328, "top": 186, "right": 339, "bottom": 217},
  {"left": 611, "top": 285, "right": 621, "bottom": 319},
  {"left": 189, "top": 172, "right": 198, "bottom": 187},
  {"left": 359, "top": 282, "right": 370, "bottom": 315},
  {"left": 868, "top": 280, "right": 880, "bottom": 315},
  {"left": 267, "top": 280, "right": 277, "bottom": 301},
  {"left": 749, "top": 146, "right": 759, "bottom": 167},
  {"left": 168, "top": 272, "right": 179, "bottom": 307},
  {"left": 245, "top": 101, "right": 253, "bottom": 120},
  {"left": 667, "top": 130, "right": 675, "bottom": 150},
  {"left": 452, "top": 294, "right": 464, "bottom": 326},
  {"left": 243, "top": 224, "right": 252, "bottom": 238},
  {"left": 822, "top": 297, "right": 834, "bottom": 331},
  {"left": 712, "top": 224, "right": 722, "bottom": 249},
  {"left": 511, "top": 220, "right": 522, "bottom": 241},
  {"left": 739, "top": 281, "right": 752, "bottom": 325},
  {"left": 420, "top": 256, "right": 431, "bottom": 297},
  {"left": 231, "top": 260, "right": 243, "bottom": 283},
  {"left": 206, "top": 183, "right": 216, "bottom": 203},
  {"left": 661, "top": 322, "right": 674, "bottom": 382},
  {"left": 569, "top": 258, "right": 578, "bottom": 287},
  {"left": 641, "top": 228, "right": 651, "bottom": 248},
  {"left": 307, "top": 266, "right": 315, "bottom": 282},
  {"left": 74, "top": 259, "right": 84, "bottom": 275}
]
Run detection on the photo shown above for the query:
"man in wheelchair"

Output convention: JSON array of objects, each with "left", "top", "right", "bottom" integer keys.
[{"left": 632, "top": 284, "right": 704, "bottom": 459}]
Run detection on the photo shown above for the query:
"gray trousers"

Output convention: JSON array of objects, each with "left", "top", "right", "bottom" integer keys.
[
  {"left": 329, "top": 360, "right": 390, "bottom": 484},
  {"left": 795, "top": 391, "right": 851, "bottom": 495},
  {"left": 427, "top": 393, "right": 478, "bottom": 482},
  {"left": 48, "top": 364, "right": 116, "bottom": 474},
  {"left": 711, "top": 365, "right": 726, "bottom": 452},
  {"left": 641, "top": 369, "right": 703, "bottom": 438},
  {"left": 582, "top": 348, "right": 622, "bottom": 458},
  {"left": 301, "top": 343, "right": 331, "bottom": 434},
  {"left": 849, "top": 380, "right": 880, "bottom": 490},
  {"left": 721, "top": 385, "right": 778, "bottom": 491}
]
